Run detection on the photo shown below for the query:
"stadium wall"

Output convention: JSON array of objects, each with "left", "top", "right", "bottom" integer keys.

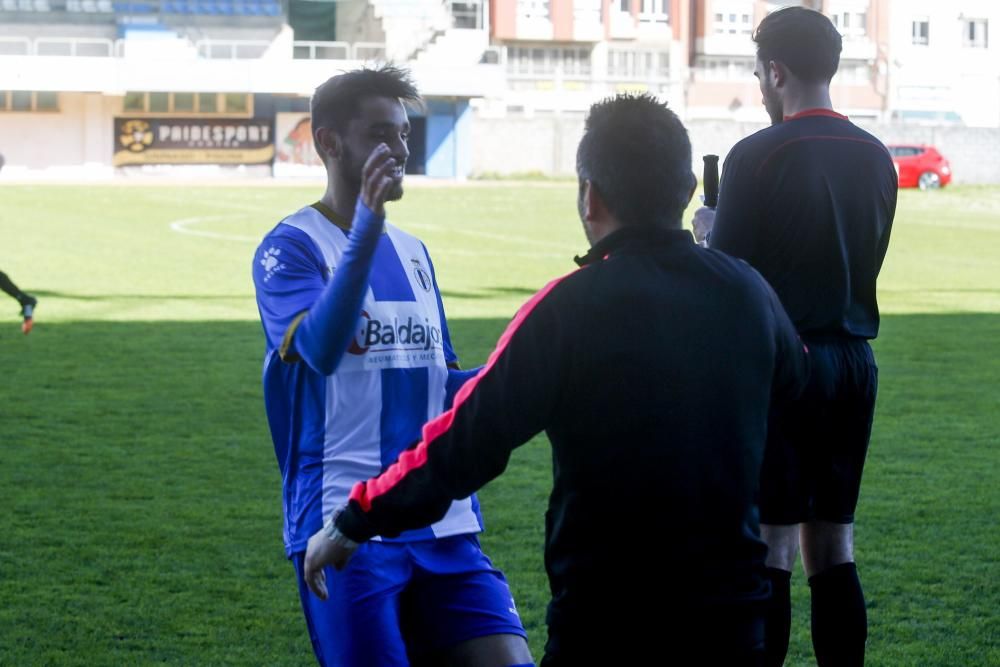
[
  {"left": 470, "top": 115, "right": 1000, "bottom": 185},
  {"left": 0, "top": 90, "right": 472, "bottom": 179},
  {"left": 0, "top": 92, "right": 117, "bottom": 177}
]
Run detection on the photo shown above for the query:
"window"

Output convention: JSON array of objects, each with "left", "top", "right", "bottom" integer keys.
[
  {"left": 0, "top": 90, "right": 60, "bottom": 112},
  {"left": 123, "top": 92, "right": 144, "bottom": 111},
  {"left": 696, "top": 57, "right": 755, "bottom": 81},
  {"left": 912, "top": 17, "right": 929, "bottom": 45},
  {"left": 507, "top": 45, "right": 592, "bottom": 77},
  {"left": 607, "top": 48, "right": 670, "bottom": 79},
  {"left": 963, "top": 18, "right": 988, "bottom": 48},
  {"left": 148, "top": 92, "right": 169, "bottom": 113},
  {"left": 173, "top": 92, "right": 195, "bottom": 112},
  {"left": 449, "top": 2, "right": 482, "bottom": 29},
  {"left": 830, "top": 11, "right": 867, "bottom": 39},
  {"left": 119, "top": 92, "right": 252, "bottom": 116},
  {"left": 36, "top": 91, "right": 58, "bottom": 110},
  {"left": 574, "top": 0, "right": 601, "bottom": 25},
  {"left": 224, "top": 93, "right": 248, "bottom": 113},
  {"left": 714, "top": 9, "right": 752, "bottom": 35},
  {"left": 833, "top": 62, "right": 871, "bottom": 85},
  {"left": 639, "top": 0, "right": 667, "bottom": 23},
  {"left": 889, "top": 146, "right": 922, "bottom": 158},
  {"left": 198, "top": 92, "right": 218, "bottom": 113},
  {"left": 518, "top": 0, "right": 549, "bottom": 21},
  {"left": 10, "top": 91, "right": 32, "bottom": 111}
]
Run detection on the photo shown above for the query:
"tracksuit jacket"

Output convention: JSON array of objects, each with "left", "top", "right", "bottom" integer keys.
[{"left": 336, "top": 224, "right": 809, "bottom": 657}]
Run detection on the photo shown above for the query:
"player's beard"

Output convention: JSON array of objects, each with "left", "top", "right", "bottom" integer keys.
[{"left": 341, "top": 143, "right": 406, "bottom": 203}]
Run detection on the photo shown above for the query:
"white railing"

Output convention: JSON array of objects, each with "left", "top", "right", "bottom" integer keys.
[
  {"left": 0, "top": 36, "right": 390, "bottom": 61},
  {"left": 195, "top": 39, "right": 271, "bottom": 59},
  {"left": 292, "top": 40, "right": 350, "bottom": 61},
  {"left": 0, "top": 35, "right": 118, "bottom": 56},
  {"left": 352, "top": 42, "right": 387, "bottom": 61},
  {"left": 35, "top": 37, "right": 117, "bottom": 56},
  {"left": 195, "top": 39, "right": 384, "bottom": 60},
  {"left": 0, "top": 36, "right": 31, "bottom": 55}
]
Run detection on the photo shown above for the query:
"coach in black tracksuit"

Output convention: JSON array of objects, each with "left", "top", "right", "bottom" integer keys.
[
  {"left": 303, "top": 94, "right": 809, "bottom": 665},
  {"left": 693, "top": 8, "right": 897, "bottom": 667}
]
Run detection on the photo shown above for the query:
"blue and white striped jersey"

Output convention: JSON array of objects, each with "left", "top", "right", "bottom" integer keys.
[{"left": 253, "top": 204, "right": 483, "bottom": 557}]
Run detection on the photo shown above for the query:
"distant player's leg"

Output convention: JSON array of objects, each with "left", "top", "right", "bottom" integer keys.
[
  {"left": 402, "top": 535, "right": 532, "bottom": 667},
  {"left": 0, "top": 271, "right": 19, "bottom": 300},
  {"left": 0, "top": 271, "right": 37, "bottom": 333},
  {"left": 800, "top": 340, "right": 877, "bottom": 667}
]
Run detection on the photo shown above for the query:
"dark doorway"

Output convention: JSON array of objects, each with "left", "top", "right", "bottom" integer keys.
[{"left": 406, "top": 115, "right": 427, "bottom": 175}]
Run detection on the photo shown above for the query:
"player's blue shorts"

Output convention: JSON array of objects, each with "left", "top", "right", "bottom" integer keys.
[{"left": 292, "top": 532, "right": 527, "bottom": 666}]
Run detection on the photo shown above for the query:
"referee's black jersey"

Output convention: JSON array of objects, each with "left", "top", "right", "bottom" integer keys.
[{"left": 711, "top": 109, "right": 897, "bottom": 339}]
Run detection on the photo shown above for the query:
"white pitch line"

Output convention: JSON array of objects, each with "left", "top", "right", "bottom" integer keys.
[
  {"left": 168, "top": 215, "right": 574, "bottom": 258},
  {"left": 169, "top": 216, "right": 261, "bottom": 242},
  {"left": 404, "top": 221, "right": 571, "bottom": 252}
]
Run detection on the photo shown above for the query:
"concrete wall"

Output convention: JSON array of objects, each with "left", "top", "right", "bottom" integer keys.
[
  {"left": 471, "top": 114, "right": 584, "bottom": 176},
  {"left": 0, "top": 92, "right": 116, "bottom": 175},
  {"left": 471, "top": 114, "right": 1000, "bottom": 184}
]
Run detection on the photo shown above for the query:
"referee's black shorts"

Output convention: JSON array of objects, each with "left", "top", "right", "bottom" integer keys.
[{"left": 760, "top": 337, "right": 878, "bottom": 525}]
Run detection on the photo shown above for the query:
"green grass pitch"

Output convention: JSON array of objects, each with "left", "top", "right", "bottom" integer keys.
[{"left": 0, "top": 182, "right": 997, "bottom": 665}]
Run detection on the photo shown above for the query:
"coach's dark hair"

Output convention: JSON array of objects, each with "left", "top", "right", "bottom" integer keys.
[
  {"left": 753, "top": 6, "right": 842, "bottom": 83},
  {"left": 311, "top": 65, "right": 422, "bottom": 134},
  {"left": 576, "top": 93, "right": 694, "bottom": 229}
]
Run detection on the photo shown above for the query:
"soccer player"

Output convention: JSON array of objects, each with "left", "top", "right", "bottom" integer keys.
[
  {"left": 692, "top": 8, "right": 897, "bottom": 666},
  {"left": 252, "top": 66, "right": 532, "bottom": 667},
  {"left": 302, "top": 93, "right": 809, "bottom": 666},
  {"left": 1, "top": 270, "right": 37, "bottom": 334}
]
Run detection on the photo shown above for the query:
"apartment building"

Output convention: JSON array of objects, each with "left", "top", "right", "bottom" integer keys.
[
  {"left": 670, "top": 0, "right": 885, "bottom": 121},
  {"left": 484, "top": 0, "right": 689, "bottom": 114},
  {"left": 887, "top": 1, "right": 999, "bottom": 127},
  {"left": 483, "top": 0, "right": 998, "bottom": 126}
]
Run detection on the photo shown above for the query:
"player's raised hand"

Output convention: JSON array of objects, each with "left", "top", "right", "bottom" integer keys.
[{"left": 360, "top": 143, "right": 402, "bottom": 216}]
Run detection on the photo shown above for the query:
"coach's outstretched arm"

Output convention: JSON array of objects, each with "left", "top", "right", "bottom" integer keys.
[
  {"left": 289, "top": 144, "right": 398, "bottom": 375},
  {"left": 303, "top": 274, "right": 573, "bottom": 596}
]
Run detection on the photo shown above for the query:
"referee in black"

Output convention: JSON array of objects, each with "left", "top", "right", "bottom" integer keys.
[{"left": 693, "top": 7, "right": 896, "bottom": 666}]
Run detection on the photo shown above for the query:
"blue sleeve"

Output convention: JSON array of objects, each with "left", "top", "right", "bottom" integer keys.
[
  {"left": 253, "top": 228, "right": 327, "bottom": 352},
  {"left": 445, "top": 367, "right": 482, "bottom": 409},
  {"left": 290, "top": 200, "right": 386, "bottom": 375},
  {"left": 253, "top": 200, "right": 385, "bottom": 376}
]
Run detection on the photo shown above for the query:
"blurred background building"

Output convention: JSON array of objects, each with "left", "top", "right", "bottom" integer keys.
[{"left": 1, "top": 0, "right": 998, "bottom": 179}]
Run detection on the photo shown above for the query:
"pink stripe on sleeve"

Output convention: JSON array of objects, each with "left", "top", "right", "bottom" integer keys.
[{"left": 350, "top": 270, "right": 579, "bottom": 512}]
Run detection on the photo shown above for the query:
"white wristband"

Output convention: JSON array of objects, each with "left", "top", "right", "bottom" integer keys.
[{"left": 323, "top": 507, "right": 359, "bottom": 547}]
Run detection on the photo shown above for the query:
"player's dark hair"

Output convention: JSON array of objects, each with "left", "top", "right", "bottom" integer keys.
[
  {"left": 753, "top": 6, "right": 842, "bottom": 83},
  {"left": 576, "top": 93, "right": 694, "bottom": 229},
  {"left": 311, "top": 65, "right": 422, "bottom": 134}
]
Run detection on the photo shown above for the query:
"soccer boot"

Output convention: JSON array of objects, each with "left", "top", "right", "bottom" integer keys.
[{"left": 19, "top": 294, "right": 36, "bottom": 335}]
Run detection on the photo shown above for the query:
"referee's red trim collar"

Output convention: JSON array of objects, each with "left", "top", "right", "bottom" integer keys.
[{"left": 783, "top": 108, "right": 849, "bottom": 121}]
